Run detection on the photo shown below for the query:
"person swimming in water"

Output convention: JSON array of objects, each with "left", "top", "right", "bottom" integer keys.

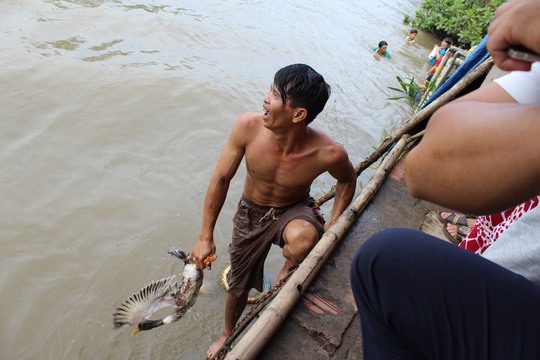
[{"left": 373, "top": 40, "right": 391, "bottom": 59}]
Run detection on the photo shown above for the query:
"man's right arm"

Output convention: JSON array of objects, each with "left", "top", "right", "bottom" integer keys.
[{"left": 190, "top": 116, "right": 249, "bottom": 269}]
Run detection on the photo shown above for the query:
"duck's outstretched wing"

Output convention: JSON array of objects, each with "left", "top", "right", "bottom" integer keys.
[{"left": 113, "top": 275, "right": 176, "bottom": 329}]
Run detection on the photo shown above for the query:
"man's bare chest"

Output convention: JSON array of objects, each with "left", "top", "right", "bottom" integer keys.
[{"left": 244, "top": 145, "right": 321, "bottom": 186}]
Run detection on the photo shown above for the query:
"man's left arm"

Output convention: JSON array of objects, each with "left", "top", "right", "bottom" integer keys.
[{"left": 325, "top": 147, "right": 356, "bottom": 231}]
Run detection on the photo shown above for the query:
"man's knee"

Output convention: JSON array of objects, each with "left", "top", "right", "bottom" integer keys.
[
  {"left": 283, "top": 219, "right": 319, "bottom": 246},
  {"left": 282, "top": 219, "right": 319, "bottom": 262}
]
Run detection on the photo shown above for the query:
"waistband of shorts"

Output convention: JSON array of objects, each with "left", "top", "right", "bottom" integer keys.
[{"left": 240, "top": 194, "right": 312, "bottom": 213}]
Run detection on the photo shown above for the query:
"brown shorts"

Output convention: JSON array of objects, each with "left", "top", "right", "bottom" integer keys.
[{"left": 227, "top": 194, "right": 325, "bottom": 297}]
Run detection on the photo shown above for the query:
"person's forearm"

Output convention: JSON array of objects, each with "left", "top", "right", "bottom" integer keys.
[
  {"left": 327, "top": 178, "right": 356, "bottom": 227},
  {"left": 199, "top": 175, "right": 230, "bottom": 241},
  {"left": 191, "top": 174, "right": 229, "bottom": 270},
  {"left": 406, "top": 102, "right": 540, "bottom": 215}
]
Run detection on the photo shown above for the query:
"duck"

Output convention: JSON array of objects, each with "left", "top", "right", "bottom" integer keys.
[{"left": 113, "top": 248, "right": 216, "bottom": 335}]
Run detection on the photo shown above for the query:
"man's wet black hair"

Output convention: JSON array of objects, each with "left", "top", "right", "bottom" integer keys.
[
  {"left": 378, "top": 40, "right": 388, "bottom": 48},
  {"left": 273, "top": 64, "right": 331, "bottom": 124}
]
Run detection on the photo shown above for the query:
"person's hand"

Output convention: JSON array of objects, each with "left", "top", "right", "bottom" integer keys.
[
  {"left": 487, "top": 0, "right": 540, "bottom": 71},
  {"left": 324, "top": 219, "right": 336, "bottom": 232},
  {"left": 190, "top": 236, "right": 216, "bottom": 270}
]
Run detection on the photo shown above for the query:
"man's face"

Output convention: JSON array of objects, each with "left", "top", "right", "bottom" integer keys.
[
  {"left": 441, "top": 40, "right": 449, "bottom": 48},
  {"left": 262, "top": 83, "right": 294, "bottom": 128},
  {"left": 409, "top": 33, "right": 417, "bottom": 40}
]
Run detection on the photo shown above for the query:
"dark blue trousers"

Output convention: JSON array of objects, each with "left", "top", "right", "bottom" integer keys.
[{"left": 350, "top": 228, "right": 540, "bottom": 360}]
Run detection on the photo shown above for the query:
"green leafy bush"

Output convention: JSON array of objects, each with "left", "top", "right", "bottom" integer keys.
[{"left": 413, "top": 0, "right": 505, "bottom": 47}]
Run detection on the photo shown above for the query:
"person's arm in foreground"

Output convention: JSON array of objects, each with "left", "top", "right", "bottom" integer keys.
[
  {"left": 407, "top": 0, "right": 540, "bottom": 215},
  {"left": 324, "top": 146, "right": 356, "bottom": 231},
  {"left": 406, "top": 84, "right": 540, "bottom": 215},
  {"left": 190, "top": 117, "right": 247, "bottom": 270}
]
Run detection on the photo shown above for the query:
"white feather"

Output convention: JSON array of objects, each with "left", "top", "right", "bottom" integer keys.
[{"left": 113, "top": 275, "right": 176, "bottom": 328}]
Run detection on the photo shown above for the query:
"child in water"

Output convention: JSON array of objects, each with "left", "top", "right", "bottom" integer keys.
[{"left": 406, "top": 29, "right": 418, "bottom": 44}]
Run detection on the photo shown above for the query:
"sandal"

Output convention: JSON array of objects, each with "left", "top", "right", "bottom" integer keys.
[
  {"left": 437, "top": 211, "right": 472, "bottom": 227},
  {"left": 442, "top": 224, "right": 470, "bottom": 245}
]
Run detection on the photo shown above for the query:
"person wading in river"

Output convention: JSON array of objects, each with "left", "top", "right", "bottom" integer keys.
[{"left": 189, "top": 63, "right": 356, "bottom": 359}]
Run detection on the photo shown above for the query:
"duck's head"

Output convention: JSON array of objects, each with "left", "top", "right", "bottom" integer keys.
[{"left": 131, "top": 319, "right": 164, "bottom": 336}]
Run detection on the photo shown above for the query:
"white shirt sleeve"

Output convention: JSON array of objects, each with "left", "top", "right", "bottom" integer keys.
[{"left": 494, "top": 62, "right": 540, "bottom": 104}]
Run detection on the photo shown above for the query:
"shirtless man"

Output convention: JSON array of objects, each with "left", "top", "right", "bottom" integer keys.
[{"left": 189, "top": 64, "right": 356, "bottom": 358}]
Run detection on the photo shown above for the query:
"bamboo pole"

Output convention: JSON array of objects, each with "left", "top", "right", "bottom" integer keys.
[
  {"left": 419, "top": 46, "right": 467, "bottom": 107},
  {"left": 224, "top": 135, "right": 411, "bottom": 360},
  {"left": 315, "top": 56, "right": 493, "bottom": 207},
  {"left": 435, "top": 49, "right": 467, "bottom": 91}
]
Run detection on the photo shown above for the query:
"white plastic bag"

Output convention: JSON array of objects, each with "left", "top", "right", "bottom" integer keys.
[{"left": 428, "top": 47, "right": 437, "bottom": 60}]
